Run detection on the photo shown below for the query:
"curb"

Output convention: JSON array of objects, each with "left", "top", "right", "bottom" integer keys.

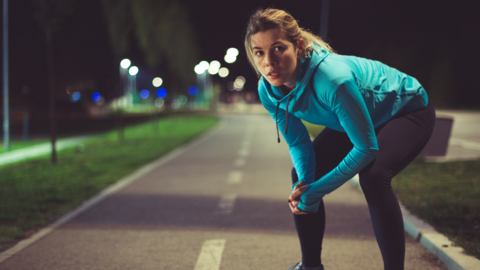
[
  {"left": 349, "top": 175, "right": 480, "bottom": 270},
  {"left": 0, "top": 120, "right": 226, "bottom": 264}
]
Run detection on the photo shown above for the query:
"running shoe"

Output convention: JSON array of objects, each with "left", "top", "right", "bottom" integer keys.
[{"left": 288, "top": 262, "right": 324, "bottom": 270}]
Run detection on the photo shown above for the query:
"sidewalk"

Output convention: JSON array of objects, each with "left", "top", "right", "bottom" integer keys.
[{"left": 0, "top": 135, "right": 95, "bottom": 167}]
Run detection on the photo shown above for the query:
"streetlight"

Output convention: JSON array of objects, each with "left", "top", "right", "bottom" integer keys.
[
  {"left": 127, "top": 66, "right": 138, "bottom": 106},
  {"left": 219, "top": 67, "right": 229, "bottom": 78},
  {"left": 224, "top": 47, "right": 238, "bottom": 64},
  {"left": 208, "top": 60, "right": 221, "bottom": 75},
  {"left": 120, "top": 58, "right": 131, "bottom": 69},
  {"left": 152, "top": 77, "right": 163, "bottom": 87}
]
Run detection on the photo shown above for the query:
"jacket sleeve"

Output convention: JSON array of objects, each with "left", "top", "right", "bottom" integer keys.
[
  {"left": 258, "top": 86, "right": 316, "bottom": 187},
  {"left": 297, "top": 79, "right": 379, "bottom": 212}
]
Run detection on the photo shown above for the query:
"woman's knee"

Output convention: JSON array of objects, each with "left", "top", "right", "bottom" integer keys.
[{"left": 359, "top": 166, "right": 393, "bottom": 191}]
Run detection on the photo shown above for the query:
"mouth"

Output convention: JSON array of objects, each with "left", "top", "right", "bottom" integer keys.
[{"left": 267, "top": 71, "right": 280, "bottom": 79}]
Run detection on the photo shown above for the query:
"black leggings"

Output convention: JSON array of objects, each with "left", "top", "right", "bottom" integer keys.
[{"left": 291, "top": 101, "right": 436, "bottom": 270}]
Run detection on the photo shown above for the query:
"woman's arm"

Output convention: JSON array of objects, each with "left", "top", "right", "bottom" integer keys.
[
  {"left": 297, "top": 79, "right": 379, "bottom": 212},
  {"left": 258, "top": 86, "right": 316, "bottom": 188}
]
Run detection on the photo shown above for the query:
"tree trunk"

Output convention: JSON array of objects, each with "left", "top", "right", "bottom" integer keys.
[{"left": 46, "top": 30, "right": 57, "bottom": 164}]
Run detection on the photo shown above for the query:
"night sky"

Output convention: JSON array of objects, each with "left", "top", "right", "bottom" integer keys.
[{"left": 1, "top": 0, "right": 479, "bottom": 115}]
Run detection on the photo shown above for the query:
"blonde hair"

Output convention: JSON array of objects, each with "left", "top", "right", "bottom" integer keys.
[{"left": 245, "top": 8, "right": 334, "bottom": 77}]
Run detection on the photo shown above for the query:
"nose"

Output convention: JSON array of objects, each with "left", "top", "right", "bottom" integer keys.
[{"left": 265, "top": 51, "right": 277, "bottom": 66}]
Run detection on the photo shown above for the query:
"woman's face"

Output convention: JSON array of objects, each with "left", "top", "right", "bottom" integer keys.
[{"left": 251, "top": 28, "right": 302, "bottom": 91}]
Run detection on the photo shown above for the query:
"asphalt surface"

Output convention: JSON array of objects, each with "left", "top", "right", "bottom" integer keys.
[{"left": 0, "top": 114, "right": 447, "bottom": 270}]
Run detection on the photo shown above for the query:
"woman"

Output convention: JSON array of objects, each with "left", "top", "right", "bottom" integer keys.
[{"left": 245, "top": 8, "right": 435, "bottom": 270}]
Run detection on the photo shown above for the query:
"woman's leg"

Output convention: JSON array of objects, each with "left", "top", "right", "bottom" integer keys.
[
  {"left": 359, "top": 102, "right": 436, "bottom": 270},
  {"left": 291, "top": 128, "right": 353, "bottom": 268}
]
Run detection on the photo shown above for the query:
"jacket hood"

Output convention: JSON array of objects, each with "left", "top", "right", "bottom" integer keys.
[{"left": 262, "top": 46, "right": 329, "bottom": 103}]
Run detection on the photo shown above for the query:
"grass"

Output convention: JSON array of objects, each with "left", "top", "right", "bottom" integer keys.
[
  {"left": 0, "top": 115, "right": 219, "bottom": 252},
  {"left": 393, "top": 159, "right": 480, "bottom": 259},
  {"left": 302, "top": 122, "right": 480, "bottom": 259}
]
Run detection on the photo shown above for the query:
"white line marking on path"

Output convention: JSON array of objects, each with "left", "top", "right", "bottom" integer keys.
[
  {"left": 193, "top": 239, "right": 226, "bottom": 270},
  {"left": 238, "top": 147, "right": 250, "bottom": 157},
  {"left": 226, "top": 170, "right": 243, "bottom": 184},
  {"left": 234, "top": 158, "right": 246, "bottom": 167},
  {"left": 215, "top": 194, "right": 237, "bottom": 215}
]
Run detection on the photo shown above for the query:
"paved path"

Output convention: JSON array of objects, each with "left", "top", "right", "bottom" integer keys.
[
  {"left": 0, "top": 135, "right": 94, "bottom": 167},
  {"left": 0, "top": 114, "right": 446, "bottom": 270}
]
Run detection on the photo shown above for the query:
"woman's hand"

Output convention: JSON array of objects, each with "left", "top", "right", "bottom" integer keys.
[{"left": 289, "top": 181, "right": 309, "bottom": 215}]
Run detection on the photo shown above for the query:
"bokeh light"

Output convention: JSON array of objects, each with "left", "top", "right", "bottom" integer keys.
[
  {"left": 128, "top": 66, "right": 139, "bottom": 76},
  {"left": 120, "top": 59, "right": 131, "bottom": 69},
  {"left": 188, "top": 86, "right": 199, "bottom": 95},
  {"left": 92, "top": 92, "right": 101, "bottom": 102},
  {"left": 155, "top": 98, "right": 164, "bottom": 107},
  {"left": 219, "top": 67, "right": 229, "bottom": 78},
  {"left": 227, "top": 48, "right": 239, "bottom": 57},
  {"left": 224, "top": 54, "right": 236, "bottom": 64},
  {"left": 178, "top": 95, "right": 187, "bottom": 105},
  {"left": 234, "top": 76, "right": 246, "bottom": 91},
  {"left": 152, "top": 77, "right": 163, "bottom": 87},
  {"left": 208, "top": 60, "right": 221, "bottom": 75},
  {"left": 194, "top": 64, "right": 205, "bottom": 74},
  {"left": 156, "top": 88, "right": 167, "bottom": 98},
  {"left": 199, "top": 61, "right": 209, "bottom": 71},
  {"left": 140, "top": 89, "right": 150, "bottom": 99},
  {"left": 72, "top": 91, "right": 81, "bottom": 101}
]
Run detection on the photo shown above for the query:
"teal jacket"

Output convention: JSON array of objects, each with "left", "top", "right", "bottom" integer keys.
[{"left": 258, "top": 47, "right": 428, "bottom": 213}]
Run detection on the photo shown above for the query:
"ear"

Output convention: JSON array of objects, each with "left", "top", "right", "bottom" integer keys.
[{"left": 297, "top": 39, "right": 305, "bottom": 57}]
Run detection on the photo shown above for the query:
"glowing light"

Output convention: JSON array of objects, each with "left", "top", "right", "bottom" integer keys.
[
  {"left": 155, "top": 98, "right": 164, "bottom": 107},
  {"left": 140, "top": 89, "right": 150, "bottom": 99},
  {"left": 171, "top": 99, "right": 180, "bottom": 109},
  {"left": 72, "top": 92, "right": 81, "bottom": 101},
  {"left": 227, "top": 48, "right": 239, "bottom": 57},
  {"left": 208, "top": 66, "right": 219, "bottom": 75},
  {"left": 92, "top": 92, "right": 101, "bottom": 102},
  {"left": 194, "top": 64, "right": 205, "bottom": 74},
  {"left": 199, "top": 61, "right": 209, "bottom": 71},
  {"left": 208, "top": 60, "right": 221, "bottom": 75},
  {"left": 234, "top": 76, "right": 246, "bottom": 91},
  {"left": 152, "top": 77, "right": 163, "bottom": 87},
  {"left": 218, "top": 67, "right": 229, "bottom": 78},
  {"left": 224, "top": 54, "right": 236, "bottom": 64},
  {"left": 128, "top": 66, "right": 139, "bottom": 76},
  {"left": 188, "top": 86, "right": 199, "bottom": 95},
  {"left": 210, "top": 60, "right": 221, "bottom": 70},
  {"left": 120, "top": 59, "right": 131, "bottom": 69},
  {"left": 178, "top": 95, "right": 187, "bottom": 105},
  {"left": 156, "top": 88, "right": 167, "bottom": 98}
]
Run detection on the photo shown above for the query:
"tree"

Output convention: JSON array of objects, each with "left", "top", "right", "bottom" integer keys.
[
  {"left": 31, "top": 0, "right": 75, "bottom": 164},
  {"left": 131, "top": 0, "right": 199, "bottom": 96},
  {"left": 100, "top": 0, "right": 133, "bottom": 140}
]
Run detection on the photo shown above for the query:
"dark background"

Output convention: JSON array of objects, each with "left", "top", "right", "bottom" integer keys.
[{"left": 1, "top": 0, "right": 479, "bottom": 119}]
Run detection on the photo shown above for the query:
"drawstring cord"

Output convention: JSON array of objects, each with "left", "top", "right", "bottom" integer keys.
[{"left": 275, "top": 95, "right": 295, "bottom": 143}]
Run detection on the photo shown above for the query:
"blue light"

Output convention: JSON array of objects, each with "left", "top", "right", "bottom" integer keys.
[
  {"left": 140, "top": 89, "right": 150, "bottom": 99},
  {"left": 188, "top": 86, "right": 199, "bottom": 96},
  {"left": 157, "top": 88, "right": 167, "bottom": 98},
  {"left": 72, "top": 91, "right": 81, "bottom": 102},
  {"left": 92, "top": 92, "right": 101, "bottom": 102}
]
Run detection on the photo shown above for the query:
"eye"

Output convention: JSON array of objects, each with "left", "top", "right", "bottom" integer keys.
[
  {"left": 274, "top": 46, "right": 284, "bottom": 52},
  {"left": 254, "top": 51, "right": 264, "bottom": 56}
]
